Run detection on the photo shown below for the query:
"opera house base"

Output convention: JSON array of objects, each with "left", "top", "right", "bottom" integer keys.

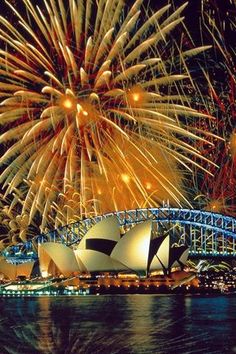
[{"left": 0, "top": 270, "right": 199, "bottom": 297}]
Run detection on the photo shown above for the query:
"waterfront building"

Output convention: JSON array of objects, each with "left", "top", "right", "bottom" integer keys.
[{"left": 0, "top": 216, "right": 189, "bottom": 281}]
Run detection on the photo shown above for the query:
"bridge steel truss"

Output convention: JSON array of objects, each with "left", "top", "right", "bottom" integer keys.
[
  {"left": 33, "top": 208, "right": 236, "bottom": 259},
  {"left": 3, "top": 208, "right": 236, "bottom": 260}
]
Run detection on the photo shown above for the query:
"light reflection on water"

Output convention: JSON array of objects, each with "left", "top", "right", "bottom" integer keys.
[{"left": 0, "top": 295, "right": 236, "bottom": 353}]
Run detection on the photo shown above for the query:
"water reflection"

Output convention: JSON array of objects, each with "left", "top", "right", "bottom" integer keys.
[{"left": 0, "top": 295, "right": 236, "bottom": 353}]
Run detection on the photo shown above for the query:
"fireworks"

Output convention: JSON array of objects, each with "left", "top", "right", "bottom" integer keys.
[
  {"left": 0, "top": 0, "right": 215, "bottom": 239},
  {"left": 192, "top": 1, "right": 236, "bottom": 216}
]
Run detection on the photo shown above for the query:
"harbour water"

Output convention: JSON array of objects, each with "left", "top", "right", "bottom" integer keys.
[{"left": 0, "top": 294, "right": 236, "bottom": 354}]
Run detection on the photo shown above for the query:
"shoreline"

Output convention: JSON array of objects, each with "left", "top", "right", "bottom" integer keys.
[{"left": 1, "top": 288, "right": 235, "bottom": 298}]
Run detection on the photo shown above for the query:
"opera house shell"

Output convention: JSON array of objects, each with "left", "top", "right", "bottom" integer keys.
[
  {"left": 0, "top": 257, "right": 34, "bottom": 280},
  {"left": 0, "top": 216, "right": 189, "bottom": 280}
]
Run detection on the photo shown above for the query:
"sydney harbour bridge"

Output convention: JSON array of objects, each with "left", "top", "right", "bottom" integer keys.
[{"left": 4, "top": 208, "right": 236, "bottom": 262}]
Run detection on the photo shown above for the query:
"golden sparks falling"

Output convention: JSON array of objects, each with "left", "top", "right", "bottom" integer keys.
[{"left": 0, "top": 0, "right": 216, "bottom": 243}]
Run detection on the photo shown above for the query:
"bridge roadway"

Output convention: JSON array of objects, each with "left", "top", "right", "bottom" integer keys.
[{"left": 4, "top": 208, "right": 236, "bottom": 260}]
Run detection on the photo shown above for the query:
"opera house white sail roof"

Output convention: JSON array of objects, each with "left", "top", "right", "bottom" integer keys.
[
  {"left": 0, "top": 257, "right": 34, "bottom": 280},
  {"left": 0, "top": 216, "right": 189, "bottom": 280},
  {"left": 38, "top": 242, "right": 80, "bottom": 278},
  {"left": 38, "top": 216, "right": 189, "bottom": 278},
  {"left": 111, "top": 220, "right": 153, "bottom": 272}
]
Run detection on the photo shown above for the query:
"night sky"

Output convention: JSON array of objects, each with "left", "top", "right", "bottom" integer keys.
[{"left": 0, "top": 0, "right": 235, "bottom": 240}]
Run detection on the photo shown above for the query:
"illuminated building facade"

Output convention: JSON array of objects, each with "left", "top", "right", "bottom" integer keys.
[{"left": 0, "top": 216, "right": 189, "bottom": 280}]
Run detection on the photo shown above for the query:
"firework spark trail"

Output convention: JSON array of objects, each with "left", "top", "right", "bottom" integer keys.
[
  {"left": 192, "top": 1, "right": 236, "bottom": 216},
  {"left": 0, "top": 192, "right": 38, "bottom": 249},
  {"left": 0, "top": 0, "right": 215, "bottom": 242}
]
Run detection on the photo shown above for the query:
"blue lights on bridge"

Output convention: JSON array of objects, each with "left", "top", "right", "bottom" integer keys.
[{"left": 2, "top": 208, "right": 236, "bottom": 260}]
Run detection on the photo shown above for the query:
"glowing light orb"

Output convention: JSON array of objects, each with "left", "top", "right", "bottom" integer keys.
[
  {"left": 146, "top": 183, "right": 152, "bottom": 190},
  {"left": 205, "top": 199, "right": 225, "bottom": 214},
  {"left": 126, "top": 86, "right": 148, "bottom": 107},
  {"left": 121, "top": 174, "right": 131, "bottom": 184},
  {"left": 62, "top": 98, "right": 74, "bottom": 110}
]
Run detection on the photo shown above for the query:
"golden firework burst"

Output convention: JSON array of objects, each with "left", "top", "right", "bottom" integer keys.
[{"left": 0, "top": 0, "right": 216, "bottom": 238}]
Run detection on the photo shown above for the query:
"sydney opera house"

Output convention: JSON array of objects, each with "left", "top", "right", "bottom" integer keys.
[{"left": 0, "top": 216, "right": 189, "bottom": 282}]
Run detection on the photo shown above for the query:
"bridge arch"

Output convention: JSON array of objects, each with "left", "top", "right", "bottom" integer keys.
[{"left": 37, "top": 208, "right": 236, "bottom": 259}]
